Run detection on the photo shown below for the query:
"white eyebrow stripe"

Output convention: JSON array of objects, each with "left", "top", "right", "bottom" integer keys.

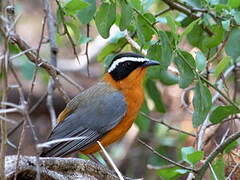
[{"left": 108, "top": 57, "right": 148, "bottom": 72}]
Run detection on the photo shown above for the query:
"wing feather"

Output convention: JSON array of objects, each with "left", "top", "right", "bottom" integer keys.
[{"left": 41, "top": 83, "right": 126, "bottom": 157}]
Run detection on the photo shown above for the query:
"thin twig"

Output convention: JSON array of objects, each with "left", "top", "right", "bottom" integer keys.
[
  {"left": 138, "top": 139, "right": 196, "bottom": 172},
  {"left": 5, "top": 92, "right": 48, "bottom": 140},
  {"left": 196, "top": 131, "right": 240, "bottom": 179},
  {"left": 226, "top": 163, "right": 239, "bottom": 180},
  {"left": 27, "top": 15, "right": 47, "bottom": 105},
  {"left": 0, "top": 24, "right": 83, "bottom": 93},
  {"left": 197, "top": 63, "right": 238, "bottom": 150},
  {"left": 46, "top": 78, "right": 57, "bottom": 129},
  {"left": 9, "top": 65, "right": 40, "bottom": 180},
  {"left": 85, "top": 24, "right": 90, "bottom": 76},
  {"left": 161, "top": 0, "right": 213, "bottom": 36},
  {"left": 0, "top": 108, "right": 18, "bottom": 114},
  {"left": 97, "top": 141, "right": 124, "bottom": 180},
  {"left": 0, "top": 115, "right": 17, "bottom": 124},
  {"left": 0, "top": 4, "right": 12, "bottom": 179},
  {"left": 55, "top": 0, "right": 81, "bottom": 64},
  {"left": 140, "top": 112, "right": 196, "bottom": 137},
  {"left": 43, "top": 0, "right": 58, "bottom": 129},
  {"left": 155, "top": 7, "right": 171, "bottom": 17}
]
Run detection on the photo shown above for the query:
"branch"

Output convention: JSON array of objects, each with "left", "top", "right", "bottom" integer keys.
[
  {"left": 195, "top": 131, "right": 240, "bottom": 179},
  {"left": 161, "top": 0, "right": 213, "bottom": 36},
  {"left": 197, "top": 63, "right": 239, "bottom": 150},
  {"left": 0, "top": 20, "right": 83, "bottom": 93},
  {"left": 55, "top": 0, "right": 81, "bottom": 64},
  {"left": 140, "top": 112, "right": 196, "bottom": 137},
  {"left": 138, "top": 139, "right": 196, "bottom": 172},
  {"left": 5, "top": 155, "right": 127, "bottom": 180}
]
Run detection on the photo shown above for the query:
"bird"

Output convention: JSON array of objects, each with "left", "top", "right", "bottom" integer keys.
[{"left": 40, "top": 52, "right": 160, "bottom": 157}]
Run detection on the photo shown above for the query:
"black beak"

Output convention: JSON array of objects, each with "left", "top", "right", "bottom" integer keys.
[{"left": 142, "top": 60, "right": 160, "bottom": 67}]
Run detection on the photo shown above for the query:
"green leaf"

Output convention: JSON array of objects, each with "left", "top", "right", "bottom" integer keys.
[
  {"left": 225, "top": 28, "right": 240, "bottom": 60},
  {"left": 187, "top": 151, "right": 204, "bottom": 165},
  {"left": 187, "top": 24, "right": 204, "bottom": 50},
  {"left": 8, "top": 43, "right": 20, "bottom": 54},
  {"left": 202, "top": 24, "right": 224, "bottom": 48},
  {"left": 159, "top": 31, "right": 173, "bottom": 69},
  {"left": 64, "top": 0, "right": 89, "bottom": 15},
  {"left": 128, "top": 0, "right": 143, "bottom": 12},
  {"left": 209, "top": 105, "right": 239, "bottom": 124},
  {"left": 228, "top": 0, "right": 240, "bottom": 8},
  {"left": 119, "top": 0, "right": 133, "bottom": 31},
  {"left": 166, "top": 15, "right": 178, "bottom": 40},
  {"left": 158, "top": 70, "right": 178, "bottom": 85},
  {"left": 192, "top": 82, "right": 212, "bottom": 127},
  {"left": 97, "top": 37, "right": 127, "bottom": 61},
  {"left": 136, "top": 13, "right": 155, "bottom": 43},
  {"left": 214, "top": 56, "right": 231, "bottom": 78},
  {"left": 174, "top": 51, "right": 195, "bottom": 88},
  {"left": 77, "top": 0, "right": 96, "bottom": 24},
  {"left": 195, "top": 51, "right": 206, "bottom": 72},
  {"left": 157, "top": 167, "right": 185, "bottom": 180},
  {"left": 147, "top": 31, "right": 172, "bottom": 70},
  {"left": 211, "top": 156, "right": 225, "bottom": 180},
  {"left": 224, "top": 141, "right": 238, "bottom": 153},
  {"left": 181, "top": 146, "right": 194, "bottom": 161},
  {"left": 95, "top": 2, "right": 116, "bottom": 39},
  {"left": 103, "top": 54, "right": 115, "bottom": 70},
  {"left": 65, "top": 20, "right": 80, "bottom": 42},
  {"left": 135, "top": 101, "right": 150, "bottom": 132},
  {"left": 145, "top": 79, "right": 166, "bottom": 113},
  {"left": 180, "top": 19, "right": 200, "bottom": 41},
  {"left": 181, "top": 146, "right": 204, "bottom": 166}
]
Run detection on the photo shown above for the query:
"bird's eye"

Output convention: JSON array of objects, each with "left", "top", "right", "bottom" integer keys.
[{"left": 125, "top": 62, "right": 131, "bottom": 67}]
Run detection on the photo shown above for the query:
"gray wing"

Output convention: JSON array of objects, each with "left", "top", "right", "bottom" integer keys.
[{"left": 41, "top": 88, "right": 126, "bottom": 157}]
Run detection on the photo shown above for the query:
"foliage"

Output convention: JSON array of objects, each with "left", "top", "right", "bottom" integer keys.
[{"left": 4, "top": 0, "right": 240, "bottom": 179}]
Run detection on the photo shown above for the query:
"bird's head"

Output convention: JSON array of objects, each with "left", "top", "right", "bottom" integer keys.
[{"left": 107, "top": 52, "right": 160, "bottom": 81}]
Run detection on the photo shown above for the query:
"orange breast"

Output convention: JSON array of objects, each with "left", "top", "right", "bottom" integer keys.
[{"left": 81, "top": 68, "right": 146, "bottom": 154}]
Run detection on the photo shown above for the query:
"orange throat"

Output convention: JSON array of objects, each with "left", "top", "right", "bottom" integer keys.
[{"left": 81, "top": 68, "right": 146, "bottom": 154}]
